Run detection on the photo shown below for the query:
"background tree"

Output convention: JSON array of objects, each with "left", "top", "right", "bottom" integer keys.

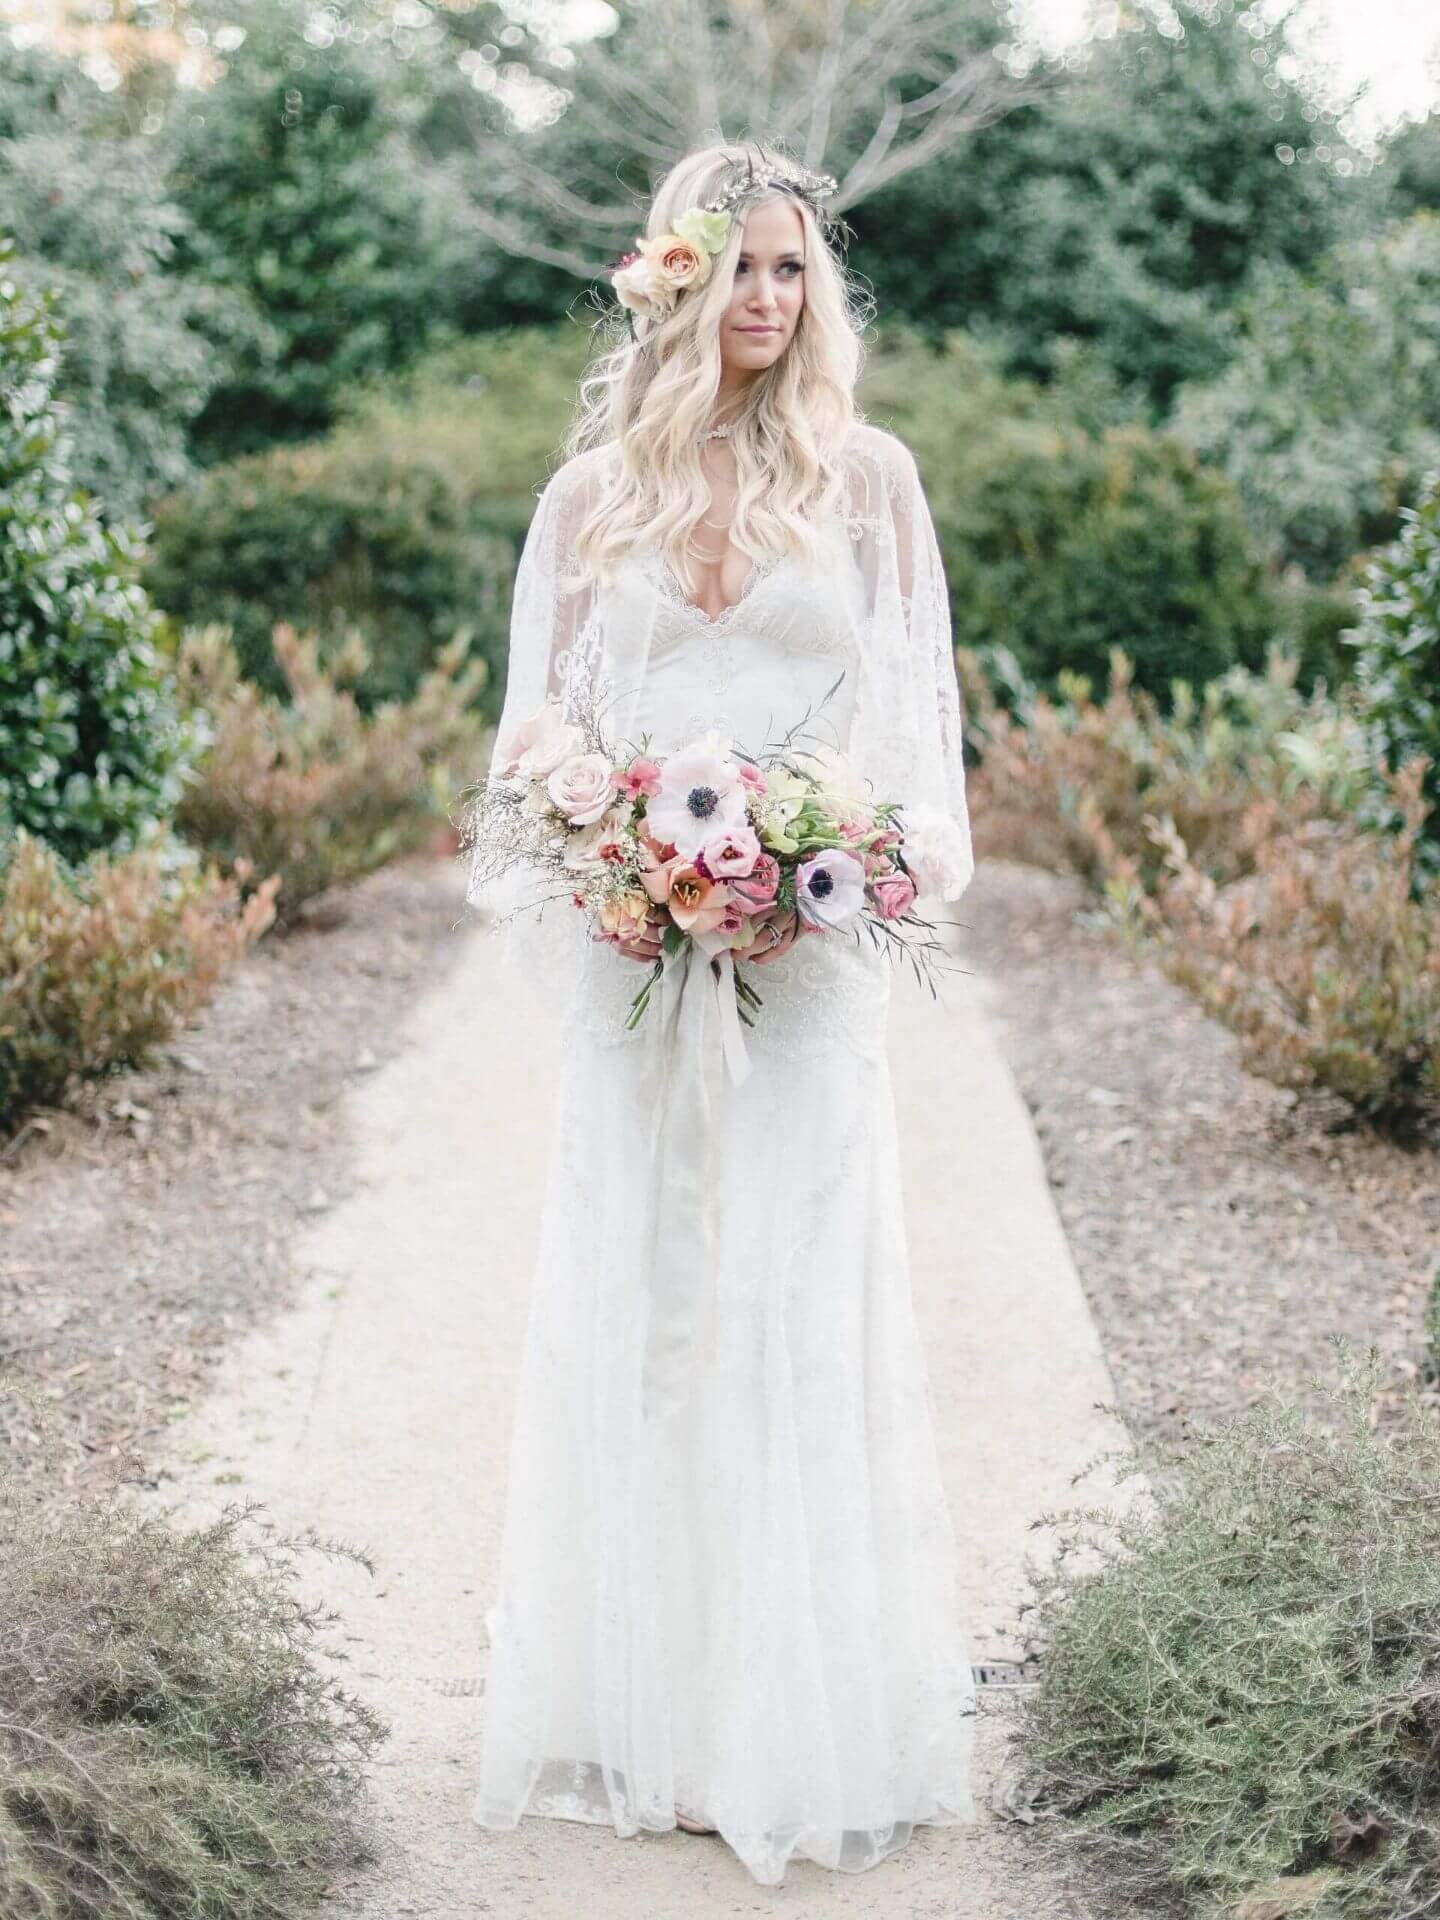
[
  {"left": 162, "top": 0, "right": 482, "bottom": 458},
  {"left": 844, "top": 0, "right": 1380, "bottom": 412}
]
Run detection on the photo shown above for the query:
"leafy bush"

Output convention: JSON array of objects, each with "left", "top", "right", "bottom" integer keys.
[
  {"left": 961, "top": 641, "right": 1370, "bottom": 892},
  {"left": 0, "top": 251, "right": 199, "bottom": 864},
  {"left": 1342, "top": 471, "right": 1440, "bottom": 880},
  {"left": 0, "top": 828, "right": 274, "bottom": 1134},
  {"left": 947, "top": 422, "right": 1276, "bottom": 705},
  {"left": 1018, "top": 1354, "right": 1440, "bottom": 1920},
  {"left": 864, "top": 329, "right": 1278, "bottom": 707},
  {"left": 0, "top": 1386, "right": 388, "bottom": 1917},
  {"left": 1134, "top": 762, "right": 1440, "bottom": 1137},
  {"left": 144, "top": 326, "right": 591, "bottom": 718},
  {"left": 1173, "top": 215, "right": 1440, "bottom": 581},
  {"left": 165, "top": 0, "right": 478, "bottom": 459},
  {"left": 172, "top": 622, "right": 486, "bottom": 926},
  {"left": 145, "top": 440, "right": 509, "bottom": 714},
  {"left": 0, "top": 44, "right": 264, "bottom": 519}
]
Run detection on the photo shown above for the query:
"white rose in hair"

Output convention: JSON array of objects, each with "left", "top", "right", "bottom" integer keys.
[
  {"left": 547, "top": 753, "right": 619, "bottom": 826},
  {"left": 895, "top": 804, "right": 972, "bottom": 901}
]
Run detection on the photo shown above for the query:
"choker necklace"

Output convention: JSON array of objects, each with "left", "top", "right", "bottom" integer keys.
[{"left": 700, "top": 420, "right": 737, "bottom": 443}]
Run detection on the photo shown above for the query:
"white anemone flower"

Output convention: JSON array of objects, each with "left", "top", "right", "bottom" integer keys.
[
  {"left": 795, "top": 849, "right": 866, "bottom": 931},
  {"left": 646, "top": 740, "right": 748, "bottom": 858}
]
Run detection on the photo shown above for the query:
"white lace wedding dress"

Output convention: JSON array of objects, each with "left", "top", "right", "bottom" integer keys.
[{"left": 467, "top": 422, "right": 978, "bottom": 1886}]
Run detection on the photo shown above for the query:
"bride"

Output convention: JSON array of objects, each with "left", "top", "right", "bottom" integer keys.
[{"left": 466, "top": 138, "right": 977, "bottom": 1887}]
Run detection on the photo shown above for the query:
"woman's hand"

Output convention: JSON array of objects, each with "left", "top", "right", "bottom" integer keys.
[{"left": 609, "top": 907, "right": 667, "bottom": 965}]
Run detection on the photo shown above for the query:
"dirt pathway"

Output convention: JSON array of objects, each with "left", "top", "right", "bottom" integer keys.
[{"left": 139, "top": 870, "right": 1130, "bottom": 1918}]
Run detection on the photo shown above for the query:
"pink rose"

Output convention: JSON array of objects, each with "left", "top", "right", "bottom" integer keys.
[
  {"left": 493, "top": 700, "right": 583, "bottom": 780},
  {"left": 737, "top": 762, "right": 768, "bottom": 794},
  {"left": 597, "top": 888, "right": 654, "bottom": 943},
  {"left": 697, "top": 824, "right": 760, "bottom": 880},
  {"left": 615, "top": 757, "right": 663, "bottom": 800},
  {"left": 871, "top": 871, "right": 917, "bottom": 920},
  {"left": 728, "top": 852, "right": 780, "bottom": 914},
  {"left": 547, "top": 752, "right": 618, "bottom": 826}
]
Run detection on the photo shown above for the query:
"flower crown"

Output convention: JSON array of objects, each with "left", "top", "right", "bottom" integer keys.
[{"left": 608, "top": 155, "right": 839, "bottom": 330}]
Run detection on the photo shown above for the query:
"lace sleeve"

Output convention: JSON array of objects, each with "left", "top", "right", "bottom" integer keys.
[
  {"left": 460, "top": 458, "right": 601, "bottom": 996},
  {"left": 845, "top": 425, "right": 974, "bottom": 903}
]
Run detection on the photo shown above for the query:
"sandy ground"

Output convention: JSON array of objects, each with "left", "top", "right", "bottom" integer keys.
[{"left": 136, "top": 870, "right": 1133, "bottom": 1918}]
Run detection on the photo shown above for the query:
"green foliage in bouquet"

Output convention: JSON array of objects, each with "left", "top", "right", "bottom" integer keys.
[
  {"left": 1017, "top": 1351, "right": 1440, "bottom": 1920},
  {"left": 1342, "top": 471, "right": 1440, "bottom": 880},
  {"left": 0, "top": 249, "right": 198, "bottom": 865}
]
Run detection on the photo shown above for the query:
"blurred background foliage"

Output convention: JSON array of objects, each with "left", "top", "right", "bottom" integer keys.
[{"left": 3, "top": 0, "right": 1439, "bottom": 887}]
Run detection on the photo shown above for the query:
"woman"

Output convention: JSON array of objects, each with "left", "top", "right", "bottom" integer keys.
[{"left": 466, "top": 138, "right": 977, "bottom": 1887}]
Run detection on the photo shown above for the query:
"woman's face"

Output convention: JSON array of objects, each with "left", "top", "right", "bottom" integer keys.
[{"left": 717, "top": 196, "right": 807, "bottom": 378}]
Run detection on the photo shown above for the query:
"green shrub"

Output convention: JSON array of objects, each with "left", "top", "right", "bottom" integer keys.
[
  {"left": 948, "top": 421, "right": 1277, "bottom": 706},
  {"left": 1173, "top": 215, "right": 1440, "bottom": 581},
  {"left": 1018, "top": 1353, "right": 1440, "bottom": 1920},
  {"left": 145, "top": 437, "right": 511, "bottom": 715},
  {"left": 861, "top": 329, "right": 1279, "bottom": 708},
  {"left": 144, "top": 326, "right": 592, "bottom": 721},
  {"left": 1342, "top": 471, "right": 1440, "bottom": 881},
  {"left": 0, "top": 248, "right": 198, "bottom": 865},
  {"left": 0, "top": 1386, "right": 388, "bottom": 1917},
  {"left": 0, "top": 828, "right": 273, "bottom": 1134},
  {"left": 172, "top": 621, "right": 485, "bottom": 927}
]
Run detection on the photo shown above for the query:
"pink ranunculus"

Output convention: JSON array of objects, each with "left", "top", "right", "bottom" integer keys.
[
  {"left": 548, "top": 752, "right": 619, "bottom": 826},
  {"left": 665, "top": 864, "right": 732, "bottom": 936},
  {"left": 745, "top": 907, "right": 803, "bottom": 965},
  {"left": 737, "top": 761, "right": 768, "bottom": 794},
  {"left": 615, "top": 756, "right": 663, "bottom": 800},
  {"left": 871, "top": 871, "right": 917, "bottom": 920},
  {"left": 728, "top": 851, "right": 780, "bottom": 914},
  {"left": 697, "top": 824, "right": 761, "bottom": 881}
]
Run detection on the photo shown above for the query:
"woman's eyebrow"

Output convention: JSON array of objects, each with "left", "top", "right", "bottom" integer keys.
[{"left": 737, "top": 250, "right": 806, "bottom": 262}]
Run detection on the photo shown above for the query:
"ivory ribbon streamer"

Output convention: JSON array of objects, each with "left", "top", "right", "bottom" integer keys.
[{"left": 639, "top": 931, "right": 754, "bottom": 1423}]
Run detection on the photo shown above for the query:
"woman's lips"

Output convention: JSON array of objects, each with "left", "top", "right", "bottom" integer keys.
[{"left": 737, "top": 325, "right": 779, "bottom": 333}]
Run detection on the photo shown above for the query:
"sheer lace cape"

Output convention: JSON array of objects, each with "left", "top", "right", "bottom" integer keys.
[{"left": 464, "top": 419, "right": 974, "bottom": 1003}]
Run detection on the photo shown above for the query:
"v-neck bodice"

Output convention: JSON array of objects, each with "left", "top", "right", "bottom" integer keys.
[
  {"left": 622, "top": 520, "right": 866, "bottom": 759},
  {"left": 656, "top": 548, "right": 783, "bottom": 627}
]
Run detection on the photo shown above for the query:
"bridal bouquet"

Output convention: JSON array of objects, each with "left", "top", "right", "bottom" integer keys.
[{"left": 462, "top": 676, "right": 969, "bottom": 1033}]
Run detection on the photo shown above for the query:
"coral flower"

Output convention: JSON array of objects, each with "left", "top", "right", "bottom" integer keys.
[{"left": 665, "top": 863, "right": 732, "bottom": 937}]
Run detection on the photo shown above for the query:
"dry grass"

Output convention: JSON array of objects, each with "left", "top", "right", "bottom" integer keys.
[
  {"left": 1018, "top": 1350, "right": 1440, "bottom": 1920},
  {"left": 0, "top": 1385, "right": 389, "bottom": 1918}
]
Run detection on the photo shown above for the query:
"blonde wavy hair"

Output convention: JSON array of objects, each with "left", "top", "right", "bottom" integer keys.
[{"left": 561, "top": 138, "right": 876, "bottom": 599}]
